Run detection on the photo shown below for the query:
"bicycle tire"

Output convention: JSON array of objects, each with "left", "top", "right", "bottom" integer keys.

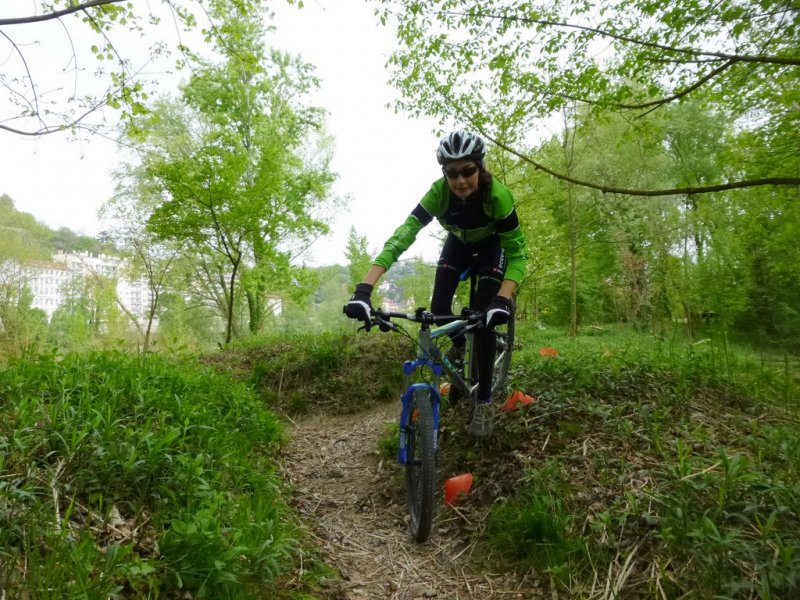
[
  {"left": 406, "top": 387, "right": 436, "bottom": 542},
  {"left": 491, "top": 301, "right": 515, "bottom": 396}
]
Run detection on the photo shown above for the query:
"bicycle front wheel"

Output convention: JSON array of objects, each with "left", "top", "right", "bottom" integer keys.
[{"left": 406, "top": 387, "right": 436, "bottom": 542}]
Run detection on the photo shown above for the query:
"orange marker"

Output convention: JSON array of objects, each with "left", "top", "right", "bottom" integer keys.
[
  {"left": 501, "top": 389, "right": 536, "bottom": 412},
  {"left": 444, "top": 473, "right": 473, "bottom": 506}
]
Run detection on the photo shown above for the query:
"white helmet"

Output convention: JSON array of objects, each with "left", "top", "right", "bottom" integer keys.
[{"left": 436, "top": 130, "right": 486, "bottom": 165}]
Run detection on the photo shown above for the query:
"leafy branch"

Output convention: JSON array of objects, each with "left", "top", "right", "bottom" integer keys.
[
  {"left": 484, "top": 132, "right": 800, "bottom": 197},
  {"left": 454, "top": 9, "right": 800, "bottom": 66},
  {"left": 0, "top": 0, "right": 125, "bottom": 26}
]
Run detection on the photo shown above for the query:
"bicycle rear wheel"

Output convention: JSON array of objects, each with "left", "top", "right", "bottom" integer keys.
[
  {"left": 406, "top": 387, "right": 436, "bottom": 542},
  {"left": 490, "top": 300, "right": 515, "bottom": 396}
]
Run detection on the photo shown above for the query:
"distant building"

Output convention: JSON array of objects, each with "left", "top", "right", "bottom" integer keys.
[
  {"left": 377, "top": 280, "right": 409, "bottom": 311},
  {"left": 24, "top": 251, "right": 155, "bottom": 327},
  {"left": 26, "top": 259, "right": 74, "bottom": 318}
]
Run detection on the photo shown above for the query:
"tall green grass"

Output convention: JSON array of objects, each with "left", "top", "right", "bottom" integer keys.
[
  {"left": 216, "top": 329, "right": 408, "bottom": 415},
  {"left": 0, "top": 350, "right": 298, "bottom": 599},
  {"left": 476, "top": 325, "right": 800, "bottom": 597}
]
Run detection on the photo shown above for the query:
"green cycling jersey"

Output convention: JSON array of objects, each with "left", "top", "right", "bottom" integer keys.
[{"left": 373, "top": 177, "right": 527, "bottom": 283}]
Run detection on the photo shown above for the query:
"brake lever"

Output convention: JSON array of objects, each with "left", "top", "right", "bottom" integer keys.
[
  {"left": 375, "top": 316, "right": 396, "bottom": 332},
  {"left": 464, "top": 310, "right": 485, "bottom": 332}
]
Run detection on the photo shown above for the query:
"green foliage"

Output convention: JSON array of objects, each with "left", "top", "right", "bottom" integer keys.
[
  {"left": 0, "top": 350, "right": 297, "bottom": 598},
  {"left": 0, "top": 194, "right": 114, "bottom": 257},
  {"left": 344, "top": 226, "right": 373, "bottom": 290},
  {"left": 474, "top": 324, "right": 800, "bottom": 597},
  {"left": 392, "top": 257, "right": 436, "bottom": 309},
  {"left": 494, "top": 100, "right": 800, "bottom": 349},
  {"left": 377, "top": 420, "right": 400, "bottom": 460},
  {"left": 486, "top": 460, "right": 587, "bottom": 584},
  {"left": 0, "top": 266, "right": 47, "bottom": 357},
  {"left": 212, "top": 329, "right": 409, "bottom": 415},
  {"left": 122, "top": 6, "right": 340, "bottom": 344},
  {"left": 378, "top": 0, "right": 798, "bottom": 191}
]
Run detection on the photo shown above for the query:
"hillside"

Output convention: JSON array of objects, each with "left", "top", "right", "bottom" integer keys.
[{"left": 0, "top": 194, "right": 115, "bottom": 260}]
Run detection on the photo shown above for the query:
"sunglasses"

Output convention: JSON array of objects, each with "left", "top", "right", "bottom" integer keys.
[{"left": 443, "top": 164, "right": 479, "bottom": 179}]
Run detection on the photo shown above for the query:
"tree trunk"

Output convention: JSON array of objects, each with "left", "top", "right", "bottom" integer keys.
[
  {"left": 225, "top": 262, "right": 240, "bottom": 344},
  {"left": 143, "top": 288, "right": 158, "bottom": 353},
  {"left": 568, "top": 187, "right": 578, "bottom": 338},
  {"left": 246, "top": 287, "right": 263, "bottom": 334}
]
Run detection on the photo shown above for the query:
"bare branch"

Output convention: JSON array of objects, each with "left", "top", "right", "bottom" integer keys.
[
  {"left": 0, "top": 30, "right": 44, "bottom": 129},
  {"left": 0, "top": 93, "right": 109, "bottom": 136},
  {"left": 626, "top": 60, "right": 738, "bottom": 114},
  {"left": 54, "top": 11, "right": 80, "bottom": 99},
  {"left": 0, "top": 0, "right": 125, "bottom": 26}
]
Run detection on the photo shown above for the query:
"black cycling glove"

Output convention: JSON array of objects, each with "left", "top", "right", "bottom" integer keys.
[
  {"left": 344, "top": 283, "right": 374, "bottom": 329},
  {"left": 485, "top": 295, "right": 512, "bottom": 329}
]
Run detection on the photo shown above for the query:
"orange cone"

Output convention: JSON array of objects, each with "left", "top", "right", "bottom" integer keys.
[
  {"left": 444, "top": 473, "right": 473, "bottom": 506},
  {"left": 502, "top": 389, "right": 536, "bottom": 412},
  {"left": 538, "top": 347, "right": 559, "bottom": 358}
]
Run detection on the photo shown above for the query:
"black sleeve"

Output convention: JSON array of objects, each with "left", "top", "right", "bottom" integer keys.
[
  {"left": 411, "top": 203, "right": 434, "bottom": 226},
  {"left": 495, "top": 208, "right": 520, "bottom": 234}
]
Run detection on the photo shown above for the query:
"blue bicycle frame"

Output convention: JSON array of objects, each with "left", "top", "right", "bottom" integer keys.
[{"left": 397, "top": 318, "right": 469, "bottom": 465}]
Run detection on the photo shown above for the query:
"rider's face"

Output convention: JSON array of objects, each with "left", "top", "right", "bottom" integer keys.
[{"left": 443, "top": 159, "right": 480, "bottom": 199}]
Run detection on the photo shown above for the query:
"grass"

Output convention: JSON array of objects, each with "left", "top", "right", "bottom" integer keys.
[
  {"left": 211, "top": 329, "right": 408, "bottom": 415},
  {"left": 467, "top": 323, "right": 800, "bottom": 598},
  {"left": 10, "top": 322, "right": 793, "bottom": 597},
  {"left": 0, "top": 349, "right": 314, "bottom": 599}
]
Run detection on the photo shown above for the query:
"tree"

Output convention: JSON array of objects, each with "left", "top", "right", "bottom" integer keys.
[
  {"left": 126, "top": 3, "right": 338, "bottom": 343},
  {"left": 344, "top": 226, "right": 373, "bottom": 290},
  {"left": 102, "top": 165, "right": 184, "bottom": 351},
  {"left": 375, "top": 0, "right": 799, "bottom": 195},
  {"left": 0, "top": 1, "right": 200, "bottom": 136},
  {"left": 395, "top": 257, "right": 435, "bottom": 309},
  {"left": 49, "top": 273, "right": 125, "bottom": 349},
  {"left": 304, "top": 264, "right": 350, "bottom": 330},
  {"left": 0, "top": 261, "right": 47, "bottom": 355}
]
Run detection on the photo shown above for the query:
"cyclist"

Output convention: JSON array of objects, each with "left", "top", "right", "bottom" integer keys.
[{"left": 345, "top": 130, "right": 527, "bottom": 437}]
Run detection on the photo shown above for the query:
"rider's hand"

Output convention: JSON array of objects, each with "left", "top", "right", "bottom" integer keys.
[
  {"left": 344, "top": 283, "right": 374, "bottom": 329},
  {"left": 485, "top": 295, "right": 512, "bottom": 329}
]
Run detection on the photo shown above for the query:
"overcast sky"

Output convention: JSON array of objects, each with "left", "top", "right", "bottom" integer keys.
[{"left": 0, "top": 0, "right": 447, "bottom": 266}]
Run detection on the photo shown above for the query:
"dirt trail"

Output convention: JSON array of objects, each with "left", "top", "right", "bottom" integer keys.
[{"left": 279, "top": 401, "right": 538, "bottom": 600}]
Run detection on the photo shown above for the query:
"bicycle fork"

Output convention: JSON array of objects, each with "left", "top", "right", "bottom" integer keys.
[{"left": 397, "top": 360, "right": 442, "bottom": 465}]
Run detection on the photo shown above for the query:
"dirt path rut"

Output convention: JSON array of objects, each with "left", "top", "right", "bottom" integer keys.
[{"left": 279, "top": 401, "right": 536, "bottom": 599}]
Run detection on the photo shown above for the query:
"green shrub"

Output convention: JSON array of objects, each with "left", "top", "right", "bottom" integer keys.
[
  {"left": 0, "top": 350, "right": 295, "bottom": 598},
  {"left": 474, "top": 326, "right": 800, "bottom": 598},
  {"left": 215, "top": 330, "right": 408, "bottom": 415},
  {"left": 376, "top": 420, "right": 400, "bottom": 460}
]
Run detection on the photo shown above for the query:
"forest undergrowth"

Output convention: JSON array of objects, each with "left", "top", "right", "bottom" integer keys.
[
  {"left": 0, "top": 350, "right": 324, "bottom": 599},
  {"left": 240, "top": 323, "right": 800, "bottom": 598},
  {"left": 1, "top": 323, "right": 798, "bottom": 598},
  {"left": 452, "top": 328, "right": 800, "bottom": 598}
]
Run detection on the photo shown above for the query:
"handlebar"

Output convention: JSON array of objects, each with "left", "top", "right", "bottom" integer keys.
[
  {"left": 343, "top": 304, "right": 484, "bottom": 333},
  {"left": 370, "top": 306, "right": 483, "bottom": 333}
]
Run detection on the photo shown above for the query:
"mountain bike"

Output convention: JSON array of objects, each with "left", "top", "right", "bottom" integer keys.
[{"left": 366, "top": 270, "right": 515, "bottom": 542}]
